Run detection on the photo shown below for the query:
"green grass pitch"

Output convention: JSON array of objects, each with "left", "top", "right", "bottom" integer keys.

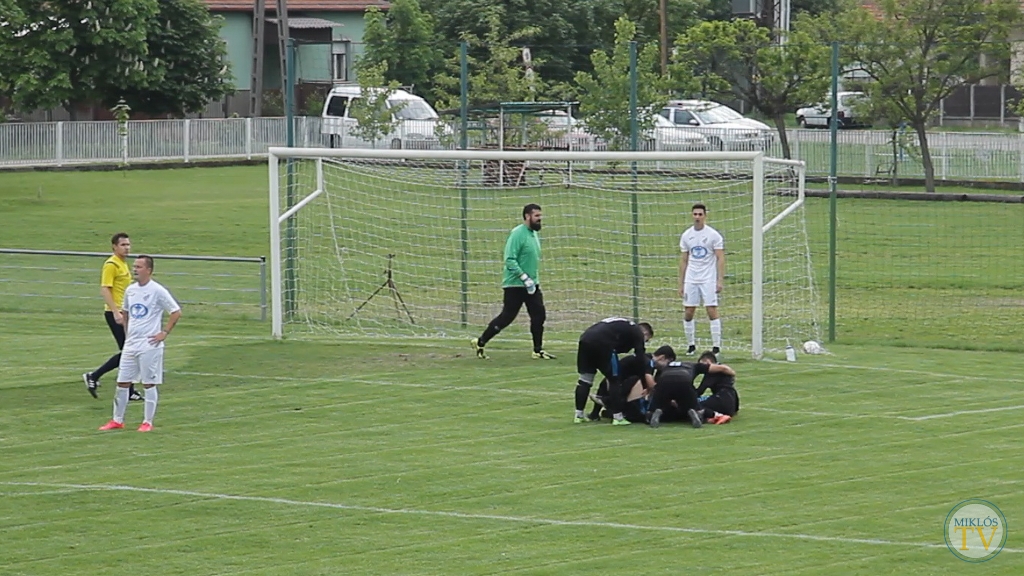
[{"left": 1, "top": 165, "right": 1022, "bottom": 575}]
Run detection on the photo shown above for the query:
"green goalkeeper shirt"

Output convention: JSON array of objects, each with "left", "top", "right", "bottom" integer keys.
[{"left": 502, "top": 224, "right": 541, "bottom": 288}]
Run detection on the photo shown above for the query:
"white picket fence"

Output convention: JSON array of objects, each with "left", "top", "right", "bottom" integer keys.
[{"left": 3, "top": 116, "right": 1024, "bottom": 182}]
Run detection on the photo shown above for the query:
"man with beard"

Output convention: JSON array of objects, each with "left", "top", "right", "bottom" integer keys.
[{"left": 471, "top": 204, "right": 554, "bottom": 360}]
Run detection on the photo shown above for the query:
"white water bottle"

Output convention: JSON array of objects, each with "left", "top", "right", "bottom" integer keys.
[{"left": 785, "top": 340, "right": 797, "bottom": 362}]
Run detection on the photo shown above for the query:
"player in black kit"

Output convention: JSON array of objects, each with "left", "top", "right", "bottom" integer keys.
[
  {"left": 694, "top": 350, "right": 739, "bottom": 424},
  {"left": 586, "top": 345, "right": 678, "bottom": 423},
  {"left": 648, "top": 352, "right": 736, "bottom": 429},
  {"left": 574, "top": 317, "right": 654, "bottom": 426}
]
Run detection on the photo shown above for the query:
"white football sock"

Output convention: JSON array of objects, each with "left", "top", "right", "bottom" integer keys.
[
  {"left": 112, "top": 387, "right": 129, "bottom": 423},
  {"left": 143, "top": 387, "right": 159, "bottom": 424},
  {"left": 710, "top": 318, "right": 722, "bottom": 347},
  {"left": 684, "top": 319, "right": 696, "bottom": 346}
]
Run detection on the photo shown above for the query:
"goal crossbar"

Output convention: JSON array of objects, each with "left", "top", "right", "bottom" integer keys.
[{"left": 268, "top": 147, "right": 764, "bottom": 163}]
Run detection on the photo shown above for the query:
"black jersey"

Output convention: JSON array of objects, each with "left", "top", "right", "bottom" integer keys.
[
  {"left": 580, "top": 317, "right": 648, "bottom": 368},
  {"left": 656, "top": 360, "right": 709, "bottom": 387},
  {"left": 695, "top": 371, "right": 736, "bottom": 396}
]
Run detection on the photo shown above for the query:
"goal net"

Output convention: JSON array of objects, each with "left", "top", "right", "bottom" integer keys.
[{"left": 269, "top": 147, "right": 822, "bottom": 359}]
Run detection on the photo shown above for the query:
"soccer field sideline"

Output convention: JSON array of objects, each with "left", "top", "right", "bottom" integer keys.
[{"left": 3, "top": 480, "right": 1021, "bottom": 555}]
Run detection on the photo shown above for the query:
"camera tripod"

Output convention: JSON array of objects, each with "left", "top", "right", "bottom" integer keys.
[{"left": 347, "top": 253, "right": 415, "bottom": 324}]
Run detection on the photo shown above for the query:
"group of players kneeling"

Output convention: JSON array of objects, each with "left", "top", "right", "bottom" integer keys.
[{"left": 573, "top": 317, "right": 738, "bottom": 428}]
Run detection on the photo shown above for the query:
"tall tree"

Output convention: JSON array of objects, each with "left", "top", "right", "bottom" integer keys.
[
  {"left": 117, "top": 0, "right": 233, "bottom": 116},
  {"left": 434, "top": 6, "right": 549, "bottom": 110},
  {"left": 361, "top": 0, "right": 443, "bottom": 97},
  {"left": 574, "top": 17, "right": 669, "bottom": 150},
  {"left": 424, "top": 0, "right": 582, "bottom": 86},
  {"left": 590, "top": 0, "right": 707, "bottom": 50},
  {"left": 672, "top": 16, "right": 832, "bottom": 158},
  {"left": 3, "top": 0, "right": 158, "bottom": 119},
  {"left": 0, "top": 0, "right": 27, "bottom": 118},
  {"left": 841, "top": 0, "right": 1020, "bottom": 191}
]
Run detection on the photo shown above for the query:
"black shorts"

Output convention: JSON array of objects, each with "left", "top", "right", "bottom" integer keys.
[
  {"left": 576, "top": 338, "right": 618, "bottom": 379},
  {"left": 700, "top": 388, "right": 739, "bottom": 416}
]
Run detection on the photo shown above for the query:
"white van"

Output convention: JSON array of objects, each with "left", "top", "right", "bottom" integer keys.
[{"left": 320, "top": 85, "right": 446, "bottom": 149}]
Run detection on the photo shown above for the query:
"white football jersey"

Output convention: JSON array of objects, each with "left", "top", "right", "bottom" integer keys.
[
  {"left": 122, "top": 279, "right": 181, "bottom": 352},
  {"left": 679, "top": 224, "right": 724, "bottom": 284}
]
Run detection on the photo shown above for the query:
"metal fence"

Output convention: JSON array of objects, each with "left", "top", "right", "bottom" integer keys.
[
  {"left": 4, "top": 116, "right": 1024, "bottom": 183},
  {"left": 0, "top": 249, "right": 267, "bottom": 321}
]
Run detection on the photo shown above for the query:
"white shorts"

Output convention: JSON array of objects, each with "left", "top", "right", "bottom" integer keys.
[
  {"left": 117, "top": 348, "right": 164, "bottom": 385},
  {"left": 683, "top": 281, "right": 718, "bottom": 308}
]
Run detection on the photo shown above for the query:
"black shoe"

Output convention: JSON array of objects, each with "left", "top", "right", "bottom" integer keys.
[
  {"left": 687, "top": 408, "right": 703, "bottom": 429},
  {"left": 82, "top": 373, "right": 99, "bottom": 399},
  {"left": 711, "top": 346, "right": 720, "bottom": 357},
  {"left": 129, "top": 390, "right": 144, "bottom": 402},
  {"left": 686, "top": 345, "right": 696, "bottom": 356},
  {"left": 586, "top": 411, "right": 602, "bottom": 422},
  {"left": 649, "top": 408, "right": 663, "bottom": 428}
]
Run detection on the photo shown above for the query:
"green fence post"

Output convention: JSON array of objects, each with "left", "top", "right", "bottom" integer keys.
[
  {"left": 284, "top": 38, "right": 297, "bottom": 317},
  {"left": 828, "top": 41, "right": 839, "bottom": 343},
  {"left": 629, "top": 40, "right": 641, "bottom": 322},
  {"left": 459, "top": 41, "right": 470, "bottom": 328}
]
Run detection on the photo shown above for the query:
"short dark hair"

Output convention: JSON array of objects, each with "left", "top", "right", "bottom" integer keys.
[
  {"left": 523, "top": 203, "right": 542, "bottom": 219},
  {"left": 653, "top": 345, "right": 676, "bottom": 360},
  {"left": 691, "top": 203, "right": 707, "bottom": 214},
  {"left": 111, "top": 232, "right": 130, "bottom": 245},
  {"left": 638, "top": 322, "right": 653, "bottom": 339},
  {"left": 137, "top": 255, "right": 154, "bottom": 271},
  {"left": 698, "top": 350, "right": 718, "bottom": 363}
]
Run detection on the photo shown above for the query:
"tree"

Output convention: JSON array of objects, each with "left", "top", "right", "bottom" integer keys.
[
  {"left": 574, "top": 17, "right": 669, "bottom": 151},
  {"left": 361, "top": 0, "right": 443, "bottom": 97},
  {"left": 590, "top": 0, "right": 707, "bottom": 49},
  {"left": 2, "top": 0, "right": 158, "bottom": 119},
  {"left": 672, "top": 16, "right": 832, "bottom": 158},
  {"left": 841, "top": 0, "right": 1021, "bottom": 191},
  {"left": 424, "top": 0, "right": 584, "bottom": 87},
  {"left": 116, "top": 0, "right": 233, "bottom": 116},
  {"left": 0, "top": 0, "right": 27, "bottom": 118},
  {"left": 434, "top": 6, "right": 550, "bottom": 110},
  {"left": 349, "top": 59, "right": 404, "bottom": 148}
]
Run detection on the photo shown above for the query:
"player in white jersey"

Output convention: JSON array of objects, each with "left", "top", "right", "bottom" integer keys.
[
  {"left": 678, "top": 203, "right": 725, "bottom": 355},
  {"left": 99, "top": 255, "right": 181, "bottom": 433}
]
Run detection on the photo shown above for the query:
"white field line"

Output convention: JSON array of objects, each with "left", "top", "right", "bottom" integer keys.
[{"left": 3, "top": 481, "right": 1016, "bottom": 553}]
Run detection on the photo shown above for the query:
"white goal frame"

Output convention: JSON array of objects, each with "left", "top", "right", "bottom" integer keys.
[{"left": 268, "top": 147, "right": 807, "bottom": 359}]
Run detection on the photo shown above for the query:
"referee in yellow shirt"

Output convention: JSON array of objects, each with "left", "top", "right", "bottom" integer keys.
[{"left": 83, "top": 233, "right": 141, "bottom": 401}]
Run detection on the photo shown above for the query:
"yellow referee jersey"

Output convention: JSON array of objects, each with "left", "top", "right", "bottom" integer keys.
[{"left": 100, "top": 255, "right": 131, "bottom": 311}]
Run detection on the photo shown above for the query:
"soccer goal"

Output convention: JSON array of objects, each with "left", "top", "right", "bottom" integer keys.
[{"left": 268, "top": 147, "right": 822, "bottom": 359}]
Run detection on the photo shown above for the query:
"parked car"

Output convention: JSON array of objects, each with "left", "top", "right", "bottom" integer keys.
[
  {"left": 658, "top": 100, "right": 773, "bottom": 151},
  {"left": 796, "top": 91, "right": 866, "bottom": 128},
  {"left": 320, "top": 85, "right": 446, "bottom": 149},
  {"left": 536, "top": 110, "right": 709, "bottom": 151}
]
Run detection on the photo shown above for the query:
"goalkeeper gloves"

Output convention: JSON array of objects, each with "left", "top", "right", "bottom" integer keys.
[{"left": 520, "top": 273, "right": 537, "bottom": 295}]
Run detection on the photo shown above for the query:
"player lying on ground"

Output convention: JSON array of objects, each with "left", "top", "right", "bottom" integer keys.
[
  {"left": 586, "top": 345, "right": 677, "bottom": 423},
  {"left": 648, "top": 351, "right": 736, "bottom": 429},
  {"left": 574, "top": 317, "right": 654, "bottom": 426}
]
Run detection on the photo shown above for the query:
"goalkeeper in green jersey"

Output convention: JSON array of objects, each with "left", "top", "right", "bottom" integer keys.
[{"left": 471, "top": 204, "right": 554, "bottom": 360}]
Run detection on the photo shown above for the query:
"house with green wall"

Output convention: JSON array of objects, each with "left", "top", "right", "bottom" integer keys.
[{"left": 204, "top": 0, "right": 389, "bottom": 116}]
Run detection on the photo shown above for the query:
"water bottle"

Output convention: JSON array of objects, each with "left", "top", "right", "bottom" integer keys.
[{"left": 785, "top": 340, "right": 797, "bottom": 362}]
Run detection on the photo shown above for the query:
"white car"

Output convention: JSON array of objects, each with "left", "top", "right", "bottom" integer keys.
[
  {"left": 320, "top": 85, "right": 446, "bottom": 149},
  {"left": 536, "top": 111, "right": 709, "bottom": 152},
  {"left": 658, "top": 100, "right": 773, "bottom": 151},
  {"left": 796, "top": 91, "right": 866, "bottom": 128}
]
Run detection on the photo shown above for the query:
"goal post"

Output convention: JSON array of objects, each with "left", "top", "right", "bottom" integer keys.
[{"left": 268, "top": 147, "right": 822, "bottom": 359}]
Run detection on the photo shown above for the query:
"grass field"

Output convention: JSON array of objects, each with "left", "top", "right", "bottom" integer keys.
[{"left": 1, "top": 165, "right": 1023, "bottom": 574}]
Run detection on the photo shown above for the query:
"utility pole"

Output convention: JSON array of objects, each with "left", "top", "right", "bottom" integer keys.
[{"left": 659, "top": 0, "right": 669, "bottom": 74}]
